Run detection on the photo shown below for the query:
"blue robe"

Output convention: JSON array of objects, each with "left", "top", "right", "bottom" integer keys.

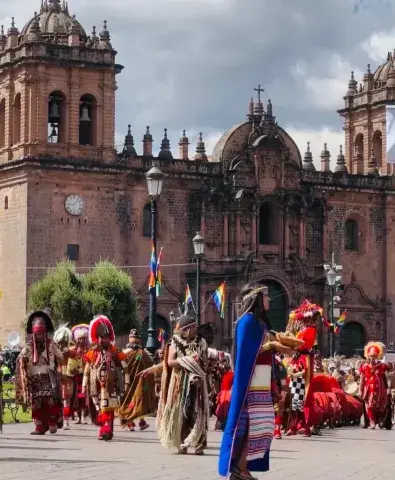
[{"left": 218, "top": 312, "right": 270, "bottom": 477}]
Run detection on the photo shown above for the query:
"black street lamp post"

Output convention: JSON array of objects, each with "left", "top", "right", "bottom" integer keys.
[
  {"left": 326, "top": 268, "right": 336, "bottom": 357},
  {"left": 145, "top": 166, "right": 164, "bottom": 356},
  {"left": 192, "top": 232, "right": 205, "bottom": 325}
]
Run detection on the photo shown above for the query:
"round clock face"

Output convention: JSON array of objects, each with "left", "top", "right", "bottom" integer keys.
[{"left": 65, "top": 194, "right": 84, "bottom": 216}]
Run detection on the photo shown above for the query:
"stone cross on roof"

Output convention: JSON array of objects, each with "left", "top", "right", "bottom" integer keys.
[{"left": 254, "top": 84, "right": 264, "bottom": 102}]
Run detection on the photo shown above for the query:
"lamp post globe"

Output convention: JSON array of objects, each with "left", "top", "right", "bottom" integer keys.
[
  {"left": 192, "top": 232, "right": 205, "bottom": 326},
  {"left": 146, "top": 166, "right": 164, "bottom": 198},
  {"left": 326, "top": 268, "right": 337, "bottom": 286},
  {"left": 193, "top": 232, "right": 205, "bottom": 257}
]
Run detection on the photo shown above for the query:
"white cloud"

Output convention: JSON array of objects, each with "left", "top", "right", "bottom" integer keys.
[
  {"left": 291, "top": 54, "right": 364, "bottom": 111},
  {"left": 361, "top": 28, "right": 395, "bottom": 63},
  {"left": 285, "top": 125, "right": 344, "bottom": 170}
]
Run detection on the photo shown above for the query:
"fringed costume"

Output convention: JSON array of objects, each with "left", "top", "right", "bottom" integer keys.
[
  {"left": 54, "top": 325, "right": 73, "bottom": 430},
  {"left": 83, "top": 315, "right": 128, "bottom": 441},
  {"left": 16, "top": 310, "right": 64, "bottom": 435},
  {"left": 61, "top": 324, "right": 90, "bottom": 427},
  {"left": 360, "top": 342, "right": 390, "bottom": 429},
  {"left": 156, "top": 315, "right": 209, "bottom": 455},
  {"left": 118, "top": 329, "right": 156, "bottom": 432}
]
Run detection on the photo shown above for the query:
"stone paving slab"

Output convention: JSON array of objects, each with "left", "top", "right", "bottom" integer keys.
[{"left": 0, "top": 422, "right": 395, "bottom": 479}]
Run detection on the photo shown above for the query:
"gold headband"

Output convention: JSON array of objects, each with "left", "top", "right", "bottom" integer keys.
[{"left": 242, "top": 286, "right": 268, "bottom": 302}]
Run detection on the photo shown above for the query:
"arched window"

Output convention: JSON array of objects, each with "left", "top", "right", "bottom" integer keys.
[
  {"left": 345, "top": 219, "right": 358, "bottom": 251},
  {"left": 372, "top": 130, "right": 382, "bottom": 168},
  {"left": 48, "top": 91, "right": 66, "bottom": 143},
  {"left": 13, "top": 93, "right": 21, "bottom": 145},
  {"left": 0, "top": 99, "right": 5, "bottom": 148},
  {"left": 143, "top": 203, "right": 151, "bottom": 237},
  {"left": 79, "top": 94, "right": 97, "bottom": 146},
  {"left": 259, "top": 202, "right": 279, "bottom": 245},
  {"left": 4, "top": 196, "right": 8, "bottom": 210}
]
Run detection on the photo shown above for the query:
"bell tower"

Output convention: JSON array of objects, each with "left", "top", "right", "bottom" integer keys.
[{"left": 0, "top": 0, "right": 123, "bottom": 164}]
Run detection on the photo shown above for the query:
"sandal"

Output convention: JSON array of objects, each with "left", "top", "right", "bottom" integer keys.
[
  {"left": 178, "top": 447, "right": 188, "bottom": 455},
  {"left": 230, "top": 465, "right": 257, "bottom": 480},
  {"left": 195, "top": 449, "right": 204, "bottom": 455}
]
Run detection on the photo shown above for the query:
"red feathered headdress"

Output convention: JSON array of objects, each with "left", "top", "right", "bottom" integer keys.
[{"left": 89, "top": 315, "right": 115, "bottom": 343}]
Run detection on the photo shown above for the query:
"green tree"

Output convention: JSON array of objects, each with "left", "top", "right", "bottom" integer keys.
[
  {"left": 27, "top": 260, "right": 138, "bottom": 334},
  {"left": 82, "top": 261, "right": 138, "bottom": 334}
]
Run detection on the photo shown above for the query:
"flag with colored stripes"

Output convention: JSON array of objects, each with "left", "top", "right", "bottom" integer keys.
[
  {"left": 148, "top": 242, "right": 157, "bottom": 290},
  {"left": 185, "top": 284, "right": 193, "bottom": 306},
  {"left": 156, "top": 247, "right": 163, "bottom": 296},
  {"left": 213, "top": 282, "right": 226, "bottom": 318}
]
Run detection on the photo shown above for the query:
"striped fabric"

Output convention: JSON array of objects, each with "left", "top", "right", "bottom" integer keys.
[{"left": 234, "top": 365, "right": 274, "bottom": 462}]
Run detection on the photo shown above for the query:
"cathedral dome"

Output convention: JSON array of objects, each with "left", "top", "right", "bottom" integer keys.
[
  {"left": 373, "top": 52, "right": 395, "bottom": 83},
  {"left": 21, "top": 0, "right": 87, "bottom": 40}
]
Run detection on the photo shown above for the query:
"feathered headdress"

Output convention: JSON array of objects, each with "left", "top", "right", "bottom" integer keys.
[
  {"left": 72, "top": 324, "right": 89, "bottom": 342},
  {"left": 286, "top": 299, "right": 324, "bottom": 336},
  {"left": 89, "top": 315, "right": 115, "bottom": 343},
  {"left": 364, "top": 341, "right": 385, "bottom": 360},
  {"left": 54, "top": 325, "right": 72, "bottom": 346}
]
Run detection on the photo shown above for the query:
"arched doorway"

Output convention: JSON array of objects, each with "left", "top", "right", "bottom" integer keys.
[
  {"left": 339, "top": 322, "right": 365, "bottom": 357},
  {"left": 265, "top": 280, "right": 287, "bottom": 332},
  {"left": 141, "top": 314, "right": 170, "bottom": 346}
]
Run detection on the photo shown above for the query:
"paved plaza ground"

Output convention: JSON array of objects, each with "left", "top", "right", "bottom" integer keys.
[{"left": 1, "top": 421, "right": 395, "bottom": 480}]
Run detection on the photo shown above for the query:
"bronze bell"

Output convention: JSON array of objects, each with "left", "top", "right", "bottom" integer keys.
[
  {"left": 48, "top": 101, "right": 60, "bottom": 122},
  {"left": 50, "top": 124, "right": 57, "bottom": 138},
  {"left": 80, "top": 105, "right": 91, "bottom": 122}
]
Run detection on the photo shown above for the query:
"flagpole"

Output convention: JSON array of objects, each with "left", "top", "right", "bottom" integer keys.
[{"left": 201, "top": 282, "right": 226, "bottom": 314}]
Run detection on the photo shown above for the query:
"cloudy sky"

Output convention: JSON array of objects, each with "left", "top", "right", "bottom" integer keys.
[{"left": 1, "top": 0, "right": 395, "bottom": 167}]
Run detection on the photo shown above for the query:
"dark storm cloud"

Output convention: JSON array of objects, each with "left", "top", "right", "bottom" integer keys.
[{"left": 1, "top": 0, "right": 395, "bottom": 148}]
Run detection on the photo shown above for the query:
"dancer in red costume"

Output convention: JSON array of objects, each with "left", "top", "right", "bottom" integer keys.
[
  {"left": 359, "top": 342, "right": 390, "bottom": 429},
  {"left": 16, "top": 309, "right": 64, "bottom": 435},
  {"left": 215, "top": 370, "right": 234, "bottom": 431},
  {"left": 83, "top": 316, "right": 129, "bottom": 441},
  {"left": 285, "top": 300, "right": 325, "bottom": 438}
]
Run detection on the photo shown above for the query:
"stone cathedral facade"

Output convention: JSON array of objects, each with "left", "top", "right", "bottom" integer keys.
[{"left": 0, "top": 0, "right": 394, "bottom": 354}]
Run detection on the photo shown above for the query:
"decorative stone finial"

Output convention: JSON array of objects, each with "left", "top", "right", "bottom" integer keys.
[
  {"left": 367, "top": 63, "right": 371, "bottom": 74},
  {"left": 266, "top": 99, "right": 273, "bottom": 116},
  {"left": 142, "top": 126, "right": 153, "bottom": 156},
  {"left": 178, "top": 129, "right": 189, "bottom": 160},
  {"left": 158, "top": 128, "right": 173, "bottom": 160},
  {"left": 320, "top": 143, "right": 331, "bottom": 172},
  {"left": 346, "top": 70, "right": 358, "bottom": 97},
  {"left": 123, "top": 124, "right": 136, "bottom": 156},
  {"left": 302, "top": 141, "right": 316, "bottom": 172},
  {"left": 335, "top": 145, "right": 348, "bottom": 173},
  {"left": 98, "top": 20, "right": 112, "bottom": 49},
  {"left": 247, "top": 97, "right": 254, "bottom": 119},
  {"left": 194, "top": 132, "right": 208, "bottom": 162}
]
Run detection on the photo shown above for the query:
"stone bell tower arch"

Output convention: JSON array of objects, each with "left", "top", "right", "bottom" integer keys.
[{"left": 0, "top": 0, "right": 123, "bottom": 164}]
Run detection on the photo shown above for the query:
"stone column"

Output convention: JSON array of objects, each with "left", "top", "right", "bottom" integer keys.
[
  {"left": 223, "top": 211, "right": 229, "bottom": 257},
  {"left": 299, "top": 208, "right": 306, "bottom": 258},
  {"left": 251, "top": 207, "right": 257, "bottom": 253},
  {"left": 284, "top": 208, "right": 290, "bottom": 259},
  {"left": 200, "top": 202, "right": 206, "bottom": 237},
  {"left": 322, "top": 215, "right": 328, "bottom": 261},
  {"left": 235, "top": 210, "right": 241, "bottom": 256}
]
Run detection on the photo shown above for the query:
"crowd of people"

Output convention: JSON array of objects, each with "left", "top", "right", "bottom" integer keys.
[{"left": 1, "top": 284, "right": 394, "bottom": 480}]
